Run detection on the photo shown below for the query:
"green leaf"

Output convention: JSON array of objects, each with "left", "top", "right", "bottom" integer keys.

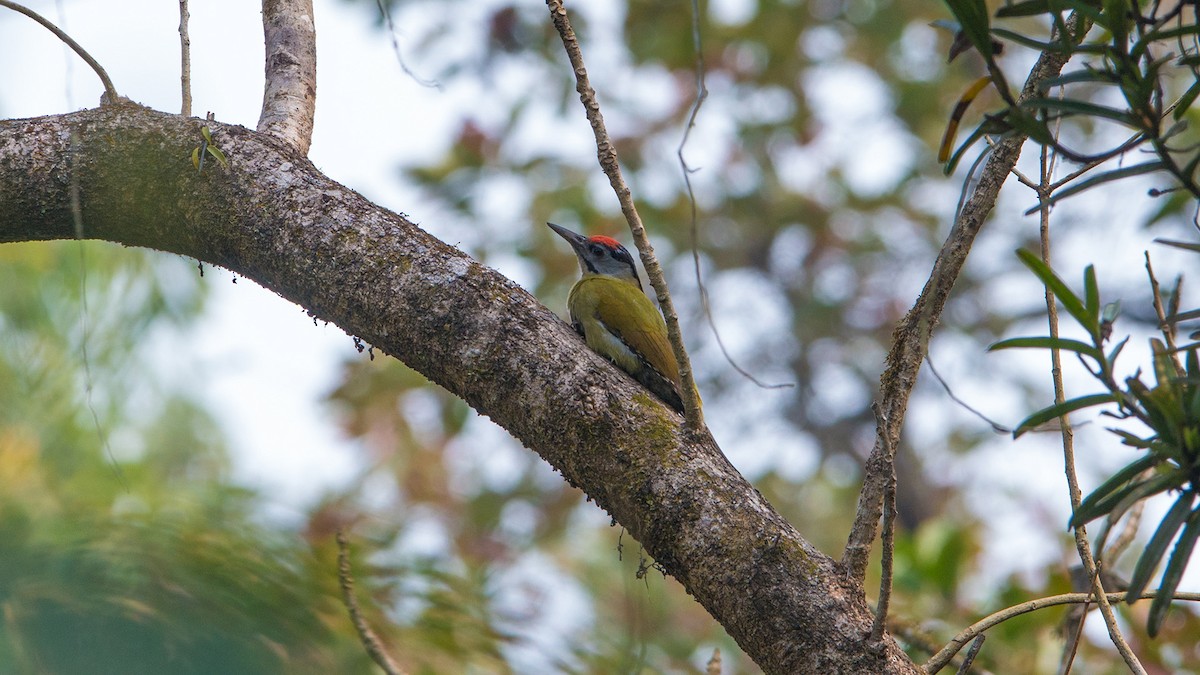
[
  {"left": 990, "top": 27, "right": 1063, "bottom": 52},
  {"left": 1040, "top": 68, "right": 1119, "bottom": 89},
  {"left": 1070, "top": 453, "right": 1160, "bottom": 527},
  {"left": 1155, "top": 238, "right": 1200, "bottom": 254},
  {"left": 1134, "top": 24, "right": 1200, "bottom": 61},
  {"left": 1174, "top": 80, "right": 1200, "bottom": 123},
  {"left": 995, "top": 0, "right": 1052, "bottom": 17},
  {"left": 205, "top": 144, "right": 230, "bottom": 170},
  {"left": 1015, "top": 249, "right": 1095, "bottom": 334},
  {"left": 1084, "top": 265, "right": 1099, "bottom": 320},
  {"left": 1107, "top": 336, "right": 1129, "bottom": 370},
  {"left": 988, "top": 336, "right": 1101, "bottom": 358},
  {"left": 1107, "top": 428, "right": 1153, "bottom": 448},
  {"left": 944, "top": 0, "right": 994, "bottom": 58},
  {"left": 1013, "top": 393, "right": 1118, "bottom": 438},
  {"left": 1148, "top": 505, "right": 1200, "bottom": 636},
  {"left": 1127, "top": 491, "right": 1195, "bottom": 602},
  {"left": 1025, "top": 162, "right": 1163, "bottom": 215},
  {"left": 1022, "top": 97, "right": 1139, "bottom": 127},
  {"left": 1073, "top": 469, "right": 1179, "bottom": 529}
]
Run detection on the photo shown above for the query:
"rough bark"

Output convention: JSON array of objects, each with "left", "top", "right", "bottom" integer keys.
[
  {"left": 0, "top": 105, "right": 918, "bottom": 674},
  {"left": 258, "top": 0, "right": 316, "bottom": 153}
]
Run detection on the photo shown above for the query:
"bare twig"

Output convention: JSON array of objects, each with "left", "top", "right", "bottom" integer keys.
[
  {"left": 374, "top": 0, "right": 439, "bottom": 88},
  {"left": 925, "top": 353, "right": 1010, "bottom": 433},
  {"left": 0, "top": 0, "right": 118, "bottom": 103},
  {"left": 1146, "top": 252, "right": 1184, "bottom": 372},
  {"left": 954, "top": 635, "right": 985, "bottom": 675},
  {"left": 842, "top": 12, "right": 1086, "bottom": 582},
  {"left": 870, "top": 403, "right": 896, "bottom": 644},
  {"left": 675, "top": 0, "right": 791, "bottom": 391},
  {"left": 1036, "top": 121, "right": 1144, "bottom": 675},
  {"left": 258, "top": 0, "right": 317, "bottom": 154},
  {"left": 179, "top": 0, "right": 192, "bottom": 117},
  {"left": 923, "top": 590, "right": 1200, "bottom": 673},
  {"left": 545, "top": 0, "right": 704, "bottom": 429},
  {"left": 335, "top": 529, "right": 406, "bottom": 675}
]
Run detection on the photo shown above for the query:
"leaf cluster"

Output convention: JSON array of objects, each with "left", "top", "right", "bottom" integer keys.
[
  {"left": 992, "top": 249, "right": 1200, "bottom": 636},
  {"left": 941, "top": 0, "right": 1200, "bottom": 209}
]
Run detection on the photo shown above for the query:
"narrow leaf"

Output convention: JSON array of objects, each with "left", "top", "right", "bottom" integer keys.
[
  {"left": 1041, "top": 69, "right": 1119, "bottom": 88},
  {"left": 944, "top": 0, "right": 995, "bottom": 58},
  {"left": 1128, "top": 492, "right": 1195, "bottom": 600},
  {"left": 1022, "top": 97, "right": 1139, "bottom": 126},
  {"left": 1107, "top": 335, "right": 1130, "bottom": 369},
  {"left": 1023, "top": 162, "right": 1165, "bottom": 215},
  {"left": 1016, "top": 249, "right": 1094, "bottom": 333},
  {"left": 989, "top": 336, "right": 1101, "bottom": 358},
  {"left": 990, "top": 27, "right": 1064, "bottom": 52},
  {"left": 1155, "top": 238, "right": 1200, "bottom": 254},
  {"left": 1084, "top": 265, "right": 1099, "bottom": 320},
  {"left": 1148, "top": 506, "right": 1200, "bottom": 636},
  {"left": 1107, "top": 427, "right": 1153, "bottom": 448},
  {"left": 1075, "top": 471, "right": 1179, "bottom": 529},
  {"left": 995, "top": 0, "right": 1051, "bottom": 17},
  {"left": 1173, "top": 79, "right": 1200, "bottom": 121},
  {"left": 1070, "top": 453, "right": 1160, "bottom": 527},
  {"left": 1014, "top": 393, "right": 1118, "bottom": 438}
]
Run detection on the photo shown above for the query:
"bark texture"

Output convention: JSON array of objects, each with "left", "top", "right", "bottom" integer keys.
[
  {"left": 0, "top": 105, "right": 919, "bottom": 674},
  {"left": 258, "top": 0, "right": 316, "bottom": 153}
]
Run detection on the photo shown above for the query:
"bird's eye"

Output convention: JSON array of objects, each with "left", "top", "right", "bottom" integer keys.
[{"left": 590, "top": 245, "right": 606, "bottom": 257}]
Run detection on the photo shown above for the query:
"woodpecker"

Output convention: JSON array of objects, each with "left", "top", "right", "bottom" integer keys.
[{"left": 547, "top": 222, "right": 691, "bottom": 413}]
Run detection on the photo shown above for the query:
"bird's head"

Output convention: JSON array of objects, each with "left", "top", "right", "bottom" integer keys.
[{"left": 547, "top": 222, "right": 641, "bottom": 288}]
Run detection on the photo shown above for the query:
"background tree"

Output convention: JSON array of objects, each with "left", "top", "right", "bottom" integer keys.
[{"left": 1, "top": 0, "right": 1200, "bottom": 672}]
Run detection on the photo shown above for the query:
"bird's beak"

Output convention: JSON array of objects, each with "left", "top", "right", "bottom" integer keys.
[{"left": 546, "top": 222, "right": 589, "bottom": 256}]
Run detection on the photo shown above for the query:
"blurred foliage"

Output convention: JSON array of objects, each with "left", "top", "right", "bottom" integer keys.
[
  {"left": 335, "top": 0, "right": 1200, "bottom": 671},
  {"left": 0, "top": 243, "right": 524, "bottom": 673}
]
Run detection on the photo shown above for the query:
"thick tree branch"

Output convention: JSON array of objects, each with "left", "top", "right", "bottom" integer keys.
[
  {"left": 259, "top": 0, "right": 316, "bottom": 153},
  {"left": 0, "top": 106, "right": 918, "bottom": 674}
]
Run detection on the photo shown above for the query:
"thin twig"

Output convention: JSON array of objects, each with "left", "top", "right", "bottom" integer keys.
[
  {"left": 545, "top": 0, "right": 704, "bottom": 429},
  {"left": 1037, "top": 125, "right": 1144, "bottom": 675},
  {"left": 923, "top": 591, "right": 1200, "bottom": 673},
  {"left": 869, "top": 404, "right": 897, "bottom": 644},
  {"left": 954, "top": 635, "right": 985, "bottom": 675},
  {"left": 335, "top": 529, "right": 406, "bottom": 675},
  {"left": 374, "top": 0, "right": 439, "bottom": 88},
  {"left": 179, "top": 0, "right": 191, "bottom": 117},
  {"left": 925, "top": 353, "right": 1010, "bottom": 433},
  {"left": 1146, "top": 252, "right": 1184, "bottom": 373},
  {"left": 675, "top": 0, "right": 791, "bottom": 391},
  {"left": 0, "top": 0, "right": 118, "bottom": 103}
]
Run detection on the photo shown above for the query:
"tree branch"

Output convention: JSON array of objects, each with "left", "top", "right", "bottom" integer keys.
[
  {"left": 0, "top": 0, "right": 118, "bottom": 103},
  {"left": 0, "top": 106, "right": 918, "bottom": 674},
  {"left": 923, "top": 590, "right": 1200, "bottom": 673},
  {"left": 841, "top": 15, "right": 1084, "bottom": 582},
  {"left": 259, "top": 0, "right": 316, "bottom": 154}
]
